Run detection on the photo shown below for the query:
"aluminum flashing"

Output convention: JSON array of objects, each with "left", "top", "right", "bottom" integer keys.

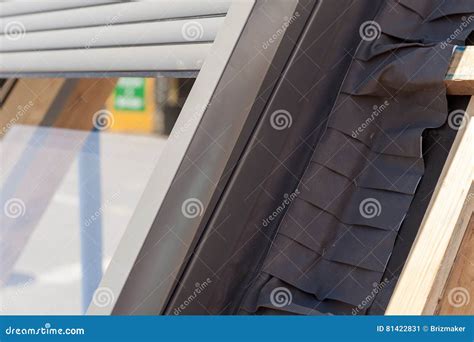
[
  {"left": 165, "top": 0, "right": 321, "bottom": 315},
  {"left": 104, "top": 0, "right": 305, "bottom": 315},
  {"left": 165, "top": 0, "right": 385, "bottom": 315}
]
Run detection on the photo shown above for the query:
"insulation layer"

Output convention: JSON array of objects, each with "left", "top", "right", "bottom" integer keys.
[{"left": 241, "top": 0, "right": 474, "bottom": 315}]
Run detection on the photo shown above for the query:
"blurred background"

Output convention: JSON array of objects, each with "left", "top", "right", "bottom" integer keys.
[{"left": 0, "top": 76, "right": 193, "bottom": 314}]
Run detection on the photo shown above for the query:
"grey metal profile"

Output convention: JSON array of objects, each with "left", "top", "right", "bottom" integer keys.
[{"left": 87, "top": 0, "right": 258, "bottom": 314}]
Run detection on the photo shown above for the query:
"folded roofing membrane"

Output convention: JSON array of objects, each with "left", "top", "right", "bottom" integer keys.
[{"left": 240, "top": 0, "right": 474, "bottom": 315}]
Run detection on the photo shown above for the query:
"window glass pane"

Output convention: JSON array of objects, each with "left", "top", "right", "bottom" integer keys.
[{"left": 0, "top": 77, "right": 192, "bottom": 314}]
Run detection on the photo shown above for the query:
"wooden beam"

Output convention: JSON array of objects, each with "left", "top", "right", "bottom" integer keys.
[
  {"left": 386, "top": 98, "right": 474, "bottom": 315},
  {"left": 446, "top": 46, "right": 474, "bottom": 95},
  {"left": 0, "top": 78, "right": 65, "bottom": 137},
  {"left": 437, "top": 211, "right": 474, "bottom": 314},
  {"left": 53, "top": 78, "right": 117, "bottom": 130}
]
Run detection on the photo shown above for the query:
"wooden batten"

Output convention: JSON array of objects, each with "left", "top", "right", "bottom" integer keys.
[
  {"left": 446, "top": 46, "right": 474, "bottom": 95},
  {"left": 386, "top": 99, "right": 474, "bottom": 315},
  {"left": 437, "top": 209, "right": 474, "bottom": 315}
]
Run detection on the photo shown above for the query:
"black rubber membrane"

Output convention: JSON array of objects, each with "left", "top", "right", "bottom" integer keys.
[{"left": 240, "top": 0, "right": 474, "bottom": 315}]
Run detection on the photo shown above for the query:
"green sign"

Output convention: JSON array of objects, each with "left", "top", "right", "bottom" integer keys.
[{"left": 114, "top": 78, "right": 146, "bottom": 111}]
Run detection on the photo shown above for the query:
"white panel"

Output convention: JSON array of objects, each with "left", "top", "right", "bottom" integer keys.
[
  {"left": 0, "top": 17, "right": 223, "bottom": 52},
  {"left": 0, "top": 44, "right": 211, "bottom": 72},
  {"left": 0, "top": 1, "right": 119, "bottom": 17},
  {"left": 0, "top": 0, "right": 231, "bottom": 34}
]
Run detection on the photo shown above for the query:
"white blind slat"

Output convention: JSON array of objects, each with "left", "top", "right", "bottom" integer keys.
[
  {"left": 0, "top": 1, "right": 231, "bottom": 34},
  {"left": 0, "top": 44, "right": 211, "bottom": 72},
  {"left": 0, "top": 17, "right": 223, "bottom": 52},
  {"left": 0, "top": 1, "right": 120, "bottom": 18}
]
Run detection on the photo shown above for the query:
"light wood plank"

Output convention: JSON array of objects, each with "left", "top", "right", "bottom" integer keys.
[
  {"left": 437, "top": 212, "right": 474, "bottom": 314},
  {"left": 53, "top": 78, "right": 117, "bottom": 130},
  {"left": 386, "top": 99, "right": 474, "bottom": 315},
  {"left": 0, "top": 79, "right": 65, "bottom": 137},
  {"left": 446, "top": 46, "right": 474, "bottom": 95}
]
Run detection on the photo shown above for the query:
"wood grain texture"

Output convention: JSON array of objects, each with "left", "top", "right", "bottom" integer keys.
[
  {"left": 446, "top": 46, "right": 474, "bottom": 95},
  {"left": 386, "top": 99, "right": 474, "bottom": 315},
  {"left": 437, "top": 212, "right": 474, "bottom": 315},
  {"left": 0, "top": 78, "right": 65, "bottom": 137},
  {"left": 53, "top": 78, "right": 116, "bottom": 130}
]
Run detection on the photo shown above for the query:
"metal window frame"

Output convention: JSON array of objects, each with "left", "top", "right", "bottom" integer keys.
[
  {"left": 85, "top": 0, "right": 304, "bottom": 315},
  {"left": 85, "top": 0, "right": 253, "bottom": 314}
]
